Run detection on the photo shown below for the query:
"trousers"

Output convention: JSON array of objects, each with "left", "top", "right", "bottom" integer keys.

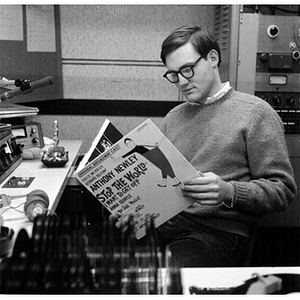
[{"left": 156, "top": 214, "right": 250, "bottom": 268}]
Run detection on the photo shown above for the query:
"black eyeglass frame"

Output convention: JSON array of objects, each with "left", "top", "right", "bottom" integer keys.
[{"left": 163, "top": 56, "right": 203, "bottom": 83}]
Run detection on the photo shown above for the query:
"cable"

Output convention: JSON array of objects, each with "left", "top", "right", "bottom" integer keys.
[{"left": 0, "top": 202, "right": 26, "bottom": 216}]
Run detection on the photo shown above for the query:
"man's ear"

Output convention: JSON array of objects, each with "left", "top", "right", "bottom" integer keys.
[{"left": 208, "top": 49, "right": 219, "bottom": 67}]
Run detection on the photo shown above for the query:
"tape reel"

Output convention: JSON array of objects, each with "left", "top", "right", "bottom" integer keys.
[{"left": 23, "top": 189, "right": 49, "bottom": 221}]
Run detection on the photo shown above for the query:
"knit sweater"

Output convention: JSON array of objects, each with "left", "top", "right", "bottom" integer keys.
[{"left": 160, "top": 88, "right": 297, "bottom": 236}]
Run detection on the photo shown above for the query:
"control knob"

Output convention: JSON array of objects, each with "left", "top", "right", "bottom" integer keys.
[
  {"left": 32, "top": 137, "right": 39, "bottom": 144},
  {"left": 267, "top": 25, "right": 280, "bottom": 38},
  {"left": 286, "top": 95, "right": 295, "bottom": 106},
  {"left": 272, "top": 94, "right": 281, "bottom": 105},
  {"left": 260, "top": 94, "right": 269, "bottom": 102},
  {"left": 260, "top": 53, "right": 268, "bottom": 62}
]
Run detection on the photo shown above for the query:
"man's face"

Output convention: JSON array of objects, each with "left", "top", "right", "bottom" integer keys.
[{"left": 165, "top": 42, "right": 217, "bottom": 104}]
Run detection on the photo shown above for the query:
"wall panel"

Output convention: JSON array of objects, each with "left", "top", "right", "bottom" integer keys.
[
  {"left": 60, "top": 5, "right": 215, "bottom": 101},
  {"left": 0, "top": 5, "right": 63, "bottom": 103},
  {"left": 62, "top": 63, "right": 180, "bottom": 101},
  {"left": 33, "top": 5, "right": 215, "bottom": 153}
]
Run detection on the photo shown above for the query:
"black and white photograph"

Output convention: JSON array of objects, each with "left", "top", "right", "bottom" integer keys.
[{"left": 0, "top": 1, "right": 299, "bottom": 296}]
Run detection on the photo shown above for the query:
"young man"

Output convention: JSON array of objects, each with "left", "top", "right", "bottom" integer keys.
[{"left": 155, "top": 25, "right": 297, "bottom": 267}]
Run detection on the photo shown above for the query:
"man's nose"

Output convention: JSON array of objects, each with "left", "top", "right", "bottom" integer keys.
[{"left": 177, "top": 74, "right": 189, "bottom": 86}]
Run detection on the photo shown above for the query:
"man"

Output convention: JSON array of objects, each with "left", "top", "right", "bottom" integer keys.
[{"left": 154, "top": 25, "right": 297, "bottom": 267}]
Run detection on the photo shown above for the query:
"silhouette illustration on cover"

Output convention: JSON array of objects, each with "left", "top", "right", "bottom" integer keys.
[{"left": 121, "top": 137, "right": 181, "bottom": 188}]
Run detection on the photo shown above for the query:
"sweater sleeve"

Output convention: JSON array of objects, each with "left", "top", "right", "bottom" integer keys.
[{"left": 233, "top": 103, "right": 297, "bottom": 216}]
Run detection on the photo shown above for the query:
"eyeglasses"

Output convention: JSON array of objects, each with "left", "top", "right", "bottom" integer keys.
[{"left": 163, "top": 56, "right": 203, "bottom": 83}]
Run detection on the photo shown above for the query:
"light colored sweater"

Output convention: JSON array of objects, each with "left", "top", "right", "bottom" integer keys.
[{"left": 160, "top": 88, "right": 297, "bottom": 236}]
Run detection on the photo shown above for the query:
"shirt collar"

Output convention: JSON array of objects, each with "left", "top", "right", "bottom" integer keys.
[
  {"left": 206, "top": 81, "right": 231, "bottom": 104},
  {"left": 190, "top": 81, "right": 231, "bottom": 106}
]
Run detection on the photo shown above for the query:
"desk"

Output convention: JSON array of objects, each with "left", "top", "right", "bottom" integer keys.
[
  {"left": 0, "top": 140, "right": 82, "bottom": 242},
  {"left": 180, "top": 266, "right": 300, "bottom": 294}
]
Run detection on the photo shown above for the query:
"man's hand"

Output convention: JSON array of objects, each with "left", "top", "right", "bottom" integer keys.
[
  {"left": 181, "top": 172, "right": 233, "bottom": 205},
  {"left": 109, "top": 213, "right": 130, "bottom": 231}
]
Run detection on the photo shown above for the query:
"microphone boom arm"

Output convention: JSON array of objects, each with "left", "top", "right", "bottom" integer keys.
[{"left": 0, "top": 76, "right": 54, "bottom": 102}]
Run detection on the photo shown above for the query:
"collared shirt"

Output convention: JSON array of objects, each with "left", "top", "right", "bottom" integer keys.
[
  {"left": 206, "top": 81, "right": 231, "bottom": 102},
  {"left": 190, "top": 81, "right": 231, "bottom": 106}
]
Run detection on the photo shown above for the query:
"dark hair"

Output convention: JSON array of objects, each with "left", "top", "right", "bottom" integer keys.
[{"left": 160, "top": 26, "right": 221, "bottom": 66}]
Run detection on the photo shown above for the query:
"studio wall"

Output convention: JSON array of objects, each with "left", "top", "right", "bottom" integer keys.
[{"left": 34, "top": 5, "right": 215, "bottom": 153}]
